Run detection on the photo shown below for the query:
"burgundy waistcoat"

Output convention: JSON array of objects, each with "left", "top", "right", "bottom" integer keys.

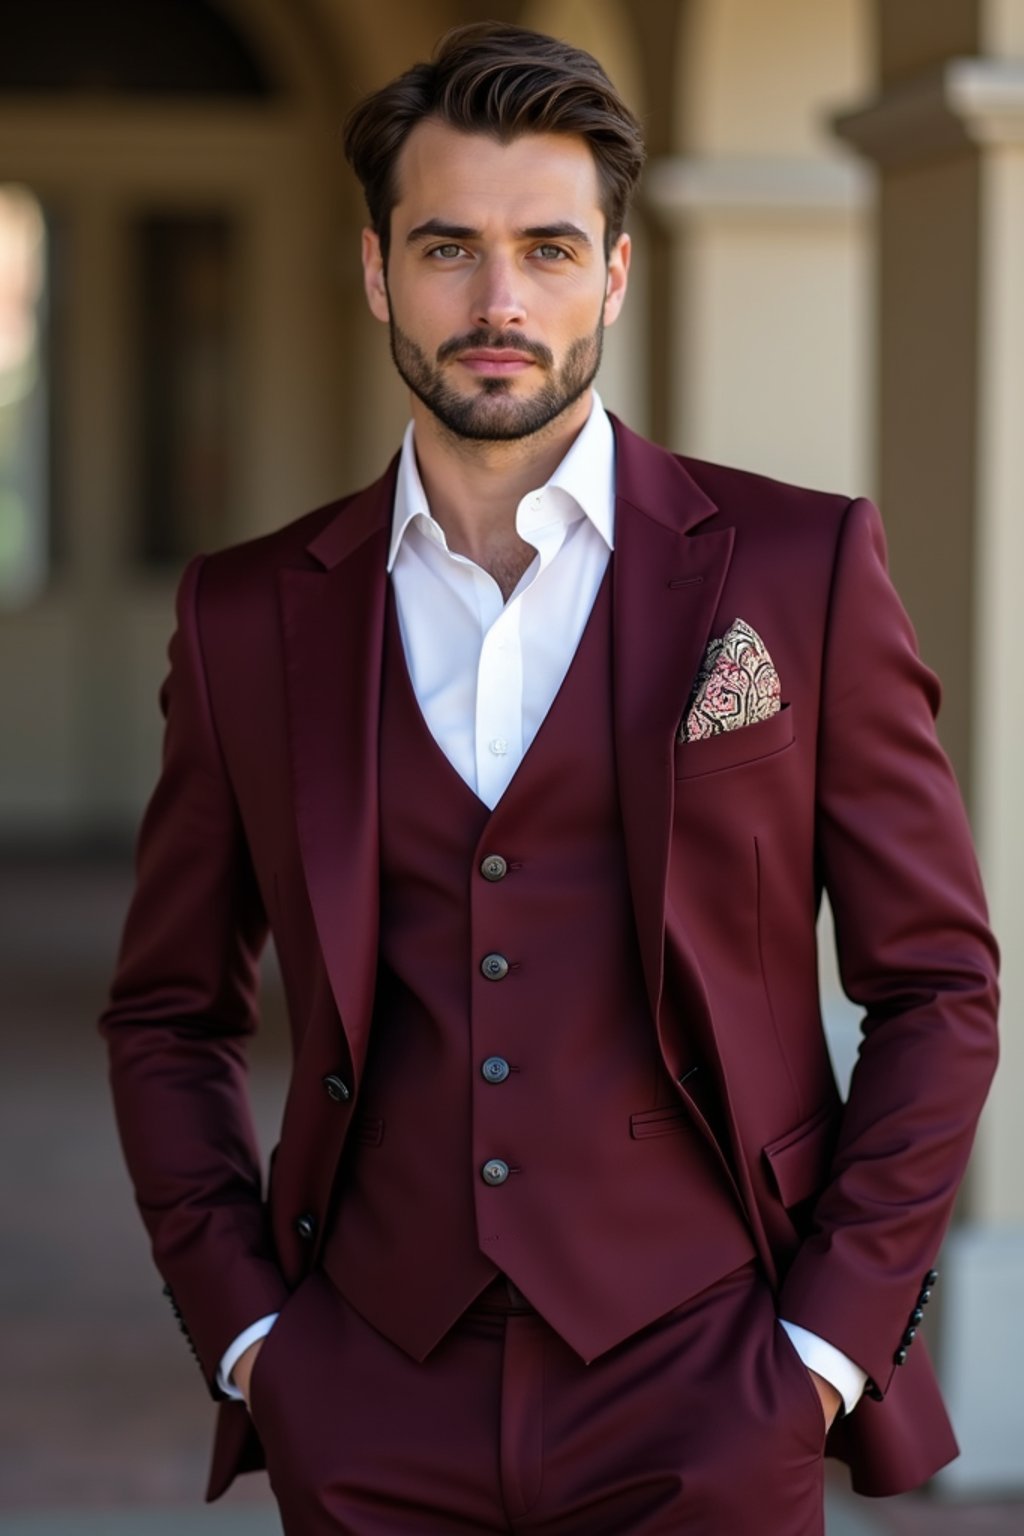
[{"left": 322, "top": 569, "right": 755, "bottom": 1362}]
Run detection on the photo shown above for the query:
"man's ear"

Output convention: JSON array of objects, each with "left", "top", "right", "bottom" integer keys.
[
  {"left": 362, "top": 228, "right": 390, "bottom": 323},
  {"left": 603, "top": 232, "right": 631, "bottom": 328}
]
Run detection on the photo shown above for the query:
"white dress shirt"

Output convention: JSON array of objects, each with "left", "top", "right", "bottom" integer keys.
[
  {"left": 218, "top": 394, "right": 866, "bottom": 1416},
  {"left": 387, "top": 393, "right": 615, "bottom": 807}
]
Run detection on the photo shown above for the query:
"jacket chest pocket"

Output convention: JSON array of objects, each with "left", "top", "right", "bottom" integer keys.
[{"left": 674, "top": 702, "right": 795, "bottom": 781}]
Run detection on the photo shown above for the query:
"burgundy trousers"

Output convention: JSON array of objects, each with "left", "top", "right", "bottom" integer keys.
[{"left": 248, "top": 1260, "right": 826, "bottom": 1535}]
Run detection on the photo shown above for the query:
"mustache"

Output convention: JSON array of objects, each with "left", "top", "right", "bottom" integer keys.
[{"left": 436, "top": 330, "right": 554, "bottom": 368}]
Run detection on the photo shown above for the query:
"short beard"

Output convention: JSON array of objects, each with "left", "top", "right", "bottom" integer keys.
[{"left": 388, "top": 318, "right": 604, "bottom": 442}]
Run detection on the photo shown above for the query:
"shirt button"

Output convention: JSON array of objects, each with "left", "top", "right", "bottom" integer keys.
[
  {"left": 481, "top": 1056, "right": 510, "bottom": 1083},
  {"left": 489, "top": 737, "right": 508, "bottom": 756},
  {"left": 481, "top": 953, "right": 510, "bottom": 981},
  {"left": 480, "top": 854, "right": 508, "bottom": 882},
  {"left": 481, "top": 1159, "right": 510, "bottom": 1186}
]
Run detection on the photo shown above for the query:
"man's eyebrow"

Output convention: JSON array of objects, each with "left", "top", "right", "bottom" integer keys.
[
  {"left": 406, "top": 220, "right": 480, "bottom": 245},
  {"left": 517, "top": 223, "right": 593, "bottom": 248},
  {"left": 405, "top": 219, "right": 593, "bottom": 248}
]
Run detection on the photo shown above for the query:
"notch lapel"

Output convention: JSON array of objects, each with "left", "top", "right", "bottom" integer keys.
[
  {"left": 610, "top": 420, "right": 734, "bottom": 1019},
  {"left": 278, "top": 464, "right": 395, "bottom": 1084}
]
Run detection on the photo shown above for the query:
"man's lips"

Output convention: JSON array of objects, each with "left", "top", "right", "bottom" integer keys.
[{"left": 457, "top": 349, "right": 537, "bottom": 375}]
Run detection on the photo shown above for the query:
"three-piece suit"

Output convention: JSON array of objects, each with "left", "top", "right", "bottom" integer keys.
[{"left": 101, "top": 417, "right": 998, "bottom": 1529}]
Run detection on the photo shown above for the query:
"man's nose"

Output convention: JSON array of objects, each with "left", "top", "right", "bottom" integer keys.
[{"left": 471, "top": 256, "right": 526, "bottom": 331}]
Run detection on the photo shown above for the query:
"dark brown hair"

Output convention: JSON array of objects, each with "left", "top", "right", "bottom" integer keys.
[{"left": 343, "top": 22, "right": 645, "bottom": 263}]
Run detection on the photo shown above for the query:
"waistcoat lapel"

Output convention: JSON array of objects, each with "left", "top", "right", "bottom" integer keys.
[
  {"left": 278, "top": 462, "right": 395, "bottom": 1082},
  {"left": 610, "top": 418, "right": 734, "bottom": 1019}
]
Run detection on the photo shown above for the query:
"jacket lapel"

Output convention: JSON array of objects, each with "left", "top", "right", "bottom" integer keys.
[
  {"left": 610, "top": 418, "right": 734, "bottom": 1019},
  {"left": 278, "top": 462, "right": 396, "bottom": 1083},
  {"left": 278, "top": 421, "right": 731, "bottom": 1063}
]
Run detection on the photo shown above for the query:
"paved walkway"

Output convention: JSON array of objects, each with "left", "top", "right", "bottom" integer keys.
[{"left": 0, "top": 856, "right": 1019, "bottom": 1534}]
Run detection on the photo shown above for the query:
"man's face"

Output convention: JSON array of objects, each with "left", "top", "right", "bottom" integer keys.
[{"left": 361, "top": 120, "right": 630, "bottom": 442}]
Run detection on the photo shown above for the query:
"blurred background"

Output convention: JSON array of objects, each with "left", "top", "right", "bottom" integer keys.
[{"left": 1, "top": 1, "right": 1022, "bottom": 1531}]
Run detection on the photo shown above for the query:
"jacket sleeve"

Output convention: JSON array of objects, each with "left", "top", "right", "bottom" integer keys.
[
  {"left": 777, "top": 496, "right": 999, "bottom": 1397},
  {"left": 99, "top": 554, "right": 290, "bottom": 1390}
]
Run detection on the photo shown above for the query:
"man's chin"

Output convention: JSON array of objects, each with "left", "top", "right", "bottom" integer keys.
[{"left": 423, "top": 385, "right": 584, "bottom": 444}]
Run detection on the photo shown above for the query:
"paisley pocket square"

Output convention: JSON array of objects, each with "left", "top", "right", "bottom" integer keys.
[{"left": 681, "top": 618, "right": 782, "bottom": 741}]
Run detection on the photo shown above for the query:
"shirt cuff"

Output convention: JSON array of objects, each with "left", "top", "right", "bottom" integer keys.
[
  {"left": 778, "top": 1319, "right": 868, "bottom": 1416},
  {"left": 216, "top": 1314, "right": 279, "bottom": 1400}
]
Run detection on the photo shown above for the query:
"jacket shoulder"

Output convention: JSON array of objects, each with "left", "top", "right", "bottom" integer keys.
[
  {"left": 197, "top": 490, "right": 362, "bottom": 585},
  {"left": 677, "top": 453, "right": 854, "bottom": 532}
]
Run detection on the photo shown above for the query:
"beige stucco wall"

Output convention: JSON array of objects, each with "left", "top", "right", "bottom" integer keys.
[
  {"left": 680, "top": 0, "right": 868, "bottom": 155},
  {"left": 653, "top": 0, "right": 872, "bottom": 488}
]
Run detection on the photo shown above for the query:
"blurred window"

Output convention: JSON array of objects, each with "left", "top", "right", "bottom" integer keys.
[
  {"left": 135, "top": 214, "right": 239, "bottom": 564},
  {"left": 0, "top": 185, "right": 52, "bottom": 607}
]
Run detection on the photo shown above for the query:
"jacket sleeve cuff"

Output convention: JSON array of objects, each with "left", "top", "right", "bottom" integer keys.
[
  {"left": 778, "top": 1318, "right": 868, "bottom": 1415},
  {"left": 216, "top": 1313, "right": 279, "bottom": 1399}
]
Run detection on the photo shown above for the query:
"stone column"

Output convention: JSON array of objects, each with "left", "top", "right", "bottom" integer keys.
[
  {"left": 836, "top": 0, "right": 1024, "bottom": 1494},
  {"left": 642, "top": 0, "right": 871, "bottom": 491}
]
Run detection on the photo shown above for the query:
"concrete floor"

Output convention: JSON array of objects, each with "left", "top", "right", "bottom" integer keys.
[{"left": 1, "top": 855, "right": 1020, "bottom": 1534}]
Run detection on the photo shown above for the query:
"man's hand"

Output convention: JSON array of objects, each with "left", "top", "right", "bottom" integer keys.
[
  {"left": 231, "top": 1338, "right": 264, "bottom": 1408},
  {"left": 807, "top": 1368, "right": 842, "bottom": 1431}
]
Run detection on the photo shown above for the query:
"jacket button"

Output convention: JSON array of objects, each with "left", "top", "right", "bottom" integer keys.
[
  {"left": 295, "top": 1211, "right": 317, "bottom": 1241},
  {"left": 481, "top": 1159, "right": 510, "bottom": 1186},
  {"left": 481, "top": 1056, "right": 510, "bottom": 1083},
  {"left": 481, "top": 953, "right": 510, "bottom": 981},
  {"left": 894, "top": 1347, "right": 909, "bottom": 1367},
  {"left": 322, "top": 1073, "right": 351, "bottom": 1103},
  {"left": 480, "top": 854, "right": 508, "bottom": 882},
  {"left": 924, "top": 1268, "right": 939, "bottom": 1287}
]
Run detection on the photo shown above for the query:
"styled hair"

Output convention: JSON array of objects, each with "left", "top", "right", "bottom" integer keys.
[{"left": 343, "top": 22, "right": 645, "bottom": 263}]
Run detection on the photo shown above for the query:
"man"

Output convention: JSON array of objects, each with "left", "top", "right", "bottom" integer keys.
[{"left": 101, "top": 22, "right": 999, "bottom": 1535}]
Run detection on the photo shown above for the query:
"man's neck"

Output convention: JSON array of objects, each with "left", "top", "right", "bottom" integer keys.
[{"left": 409, "top": 391, "right": 593, "bottom": 580}]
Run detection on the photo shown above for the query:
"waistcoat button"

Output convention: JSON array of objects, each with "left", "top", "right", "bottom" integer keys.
[
  {"left": 322, "top": 1074, "right": 351, "bottom": 1102},
  {"left": 295, "top": 1211, "right": 317, "bottom": 1241},
  {"left": 481, "top": 953, "right": 509, "bottom": 981},
  {"left": 481, "top": 1056, "right": 510, "bottom": 1083},
  {"left": 481, "top": 1159, "right": 510, "bottom": 1186},
  {"left": 480, "top": 854, "right": 508, "bottom": 882}
]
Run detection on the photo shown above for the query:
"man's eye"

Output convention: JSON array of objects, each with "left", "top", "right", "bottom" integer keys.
[
  {"left": 429, "top": 243, "right": 464, "bottom": 259},
  {"left": 535, "top": 245, "right": 568, "bottom": 260}
]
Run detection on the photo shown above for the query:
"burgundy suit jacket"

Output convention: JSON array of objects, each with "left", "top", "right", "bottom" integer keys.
[{"left": 101, "top": 418, "right": 998, "bottom": 1501}]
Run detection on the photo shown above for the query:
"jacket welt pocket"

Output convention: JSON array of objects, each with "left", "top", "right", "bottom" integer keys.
[
  {"left": 761, "top": 1104, "right": 838, "bottom": 1208},
  {"left": 630, "top": 1105, "right": 690, "bottom": 1140},
  {"left": 674, "top": 702, "right": 795, "bottom": 780}
]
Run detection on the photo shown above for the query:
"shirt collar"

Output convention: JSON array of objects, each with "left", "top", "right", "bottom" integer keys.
[{"left": 387, "top": 391, "right": 616, "bottom": 572}]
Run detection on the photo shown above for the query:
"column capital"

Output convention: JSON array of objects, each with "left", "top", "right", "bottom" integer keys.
[
  {"left": 643, "top": 154, "right": 870, "bottom": 226},
  {"left": 835, "top": 58, "right": 1024, "bottom": 168}
]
